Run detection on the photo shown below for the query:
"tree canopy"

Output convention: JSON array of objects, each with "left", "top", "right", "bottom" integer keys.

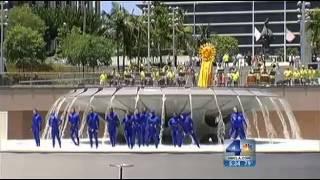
[
  {"left": 210, "top": 35, "right": 239, "bottom": 60},
  {"left": 308, "top": 8, "right": 320, "bottom": 54},
  {"left": 4, "top": 25, "right": 45, "bottom": 71},
  {"left": 8, "top": 5, "right": 46, "bottom": 35},
  {"left": 60, "top": 27, "right": 114, "bottom": 73}
]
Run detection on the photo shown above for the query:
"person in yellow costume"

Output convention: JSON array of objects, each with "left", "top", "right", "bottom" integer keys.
[
  {"left": 198, "top": 43, "right": 216, "bottom": 88},
  {"left": 99, "top": 71, "right": 107, "bottom": 86},
  {"left": 307, "top": 67, "right": 316, "bottom": 85},
  {"left": 152, "top": 69, "right": 160, "bottom": 86},
  {"left": 299, "top": 65, "right": 308, "bottom": 85},
  {"left": 124, "top": 69, "right": 130, "bottom": 85},
  {"left": 223, "top": 53, "right": 230, "bottom": 68},
  {"left": 140, "top": 69, "right": 146, "bottom": 86},
  {"left": 293, "top": 69, "right": 301, "bottom": 85},
  {"left": 283, "top": 68, "right": 292, "bottom": 86},
  {"left": 231, "top": 68, "right": 240, "bottom": 87},
  {"left": 166, "top": 68, "right": 175, "bottom": 86}
]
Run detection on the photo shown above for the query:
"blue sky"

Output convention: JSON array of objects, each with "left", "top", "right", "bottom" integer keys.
[{"left": 101, "top": 1, "right": 142, "bottom": 15}]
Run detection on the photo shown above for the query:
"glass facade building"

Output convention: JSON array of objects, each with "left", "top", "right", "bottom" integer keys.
[{"left": 139, "top": 1, "right": 320, "bottom": 59}]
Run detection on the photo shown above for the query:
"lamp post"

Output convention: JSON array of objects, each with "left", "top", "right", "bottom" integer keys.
[
  {"left": 110, "top": 163, "right": 134, "bottom": 180},
  {"left": 169, "top": 6, "right": 179, "bottom": 67},
  {"left": 297, "top": 1, "right": 311, "bottom": 66}
]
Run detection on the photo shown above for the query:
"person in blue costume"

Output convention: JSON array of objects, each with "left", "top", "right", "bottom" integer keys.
[
  {"left": 122, "top": 111, "right": 135, "bottom": 149},
  {"left": 146, "top": 110, "right": 161, "bottom": 148},
  {"left": 49, "top": 110, "right": 62, "bottom": 148},
  {"left": 105, "top": 107, "right": 120, "bottom": 147},
  {"left": 86, "top": 107, "right": 100, "bottom": 148},
  {"left": 133, "top": 109, "right": 143, "bottom": 147},
  {"left": 68, "top": 107, "right": 80, "bottom": 146},
  {"left": 32, "top": 109, "right": 42, "bottom": 147},
  {"left": 229, "top": 107, "right": 247, "bottom": 139},
  {"left": 141, "top": 108, "right": 149, "bottom": 146},
  {"left": 179, "top": 112, "right": 200, "bottom": 148},
  {"left": 169, "top": 113, "right": 183, "bottom": 147}
]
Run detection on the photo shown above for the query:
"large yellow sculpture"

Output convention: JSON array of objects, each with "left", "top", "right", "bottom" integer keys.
[{"left": 197, "top": 42, "right": 216, "bottom": 88}]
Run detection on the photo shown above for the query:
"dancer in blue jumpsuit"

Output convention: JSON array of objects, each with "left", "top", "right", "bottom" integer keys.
[
  {"left": 86, "top": 107, "right": 100, "bottom": 148},
  {"left": 133, "top": 109, "right": 143, "bottom": 147},
  {"left": 68, "top": 107, "right": 80, "bottom": 146},
  {"left": 229, "top": 107, "right": 247, "bottom": 139},
  {"left": 146, "top": 110, "right": 161, "bottom": 148},
  {"left": 32, "top": 109, "right": 42, "bottom": 147},
  {"left": 49, "top": 111, "right": 62, "bottom": 148},
  {"left": 106, "top": 107, "right": 120, "bottom": 147},
  {"left": 141, "top": 108, "right": 149, "bottom": 146},
  {"left": 122, "top": 111, "right": 135, "bottom": 149},
  {"left": 169, "top": 113, "right": 183, "bottom": 147},
  {"left": 180, "top": 112, "right": 200, "bottom": 148}
]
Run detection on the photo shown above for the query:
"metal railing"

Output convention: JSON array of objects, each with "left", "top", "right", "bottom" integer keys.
[{"left": 0, "top": 72, "right": 320, "bottom": 88}]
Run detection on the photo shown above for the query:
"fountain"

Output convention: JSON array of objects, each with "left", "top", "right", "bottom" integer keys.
[{"left": 41, "top": 87, "right": 304, "bottom": 147}]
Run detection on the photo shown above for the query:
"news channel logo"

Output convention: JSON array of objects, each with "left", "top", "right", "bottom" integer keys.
[{"left": 224, "top": 139, "right": 256, "bottom": 168}]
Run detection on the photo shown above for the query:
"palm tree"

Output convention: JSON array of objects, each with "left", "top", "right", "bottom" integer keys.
[
  {"left": 109, "top": 2, "right": 128, "bottom": 72},
  {"left": 133, "top": 15, "right": 147, "bottom": 68},
  {"left": 122, "top": 11, "right": 136, "bottom": 71},
  {"left": 151, "top": 1, "right": 171, "bottom": 67}
]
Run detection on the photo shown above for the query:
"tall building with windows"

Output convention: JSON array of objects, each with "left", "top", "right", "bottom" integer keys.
[
  {"left": 138, "top": 1, "right": 320, "bottom": 60},
  {"left": 7, "top": 1, "right": 101, "bottom": 14}
]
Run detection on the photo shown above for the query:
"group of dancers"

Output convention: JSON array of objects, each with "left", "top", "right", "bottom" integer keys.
[
  {"left": 107, "top": 108, "right": 162, "bottom": 149},
  {"left": 31, "top": 107, "right": 202, "bottom": 149}
]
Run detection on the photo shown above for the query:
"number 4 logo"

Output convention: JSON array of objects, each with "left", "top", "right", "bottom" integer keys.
[{"left": 226, "top": 140, "right": 241, "bottom": 156}]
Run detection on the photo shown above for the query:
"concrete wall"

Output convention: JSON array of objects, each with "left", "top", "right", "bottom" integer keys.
[
  {"left": 0, "top": 87, "right": 320, "bottom": 140},
  {"left": 0, "top": 87, "right": 71, "bottom": 111}
]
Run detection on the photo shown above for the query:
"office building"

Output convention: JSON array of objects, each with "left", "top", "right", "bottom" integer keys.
[{"left": 138, "top": 1, "right": 320, "bottom": 61}]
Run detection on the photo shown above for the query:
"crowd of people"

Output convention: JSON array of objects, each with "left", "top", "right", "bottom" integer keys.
[
  {"left": 99, "top": 63, "right": 197, "bottom": 87},
  {"left": 283, "top": 65, "right": 319, "bottom": 86},
  {"left": 31, "top": 107, "right": 201, "bottom": 149}
]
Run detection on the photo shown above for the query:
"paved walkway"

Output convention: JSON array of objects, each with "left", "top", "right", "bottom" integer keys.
[{"left": 1, "top": 152, "right": 320, "bottom": 178}]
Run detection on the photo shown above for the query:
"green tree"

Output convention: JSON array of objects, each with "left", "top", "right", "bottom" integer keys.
[
  {"left": 108, "top": 2, "right": 128, "bottom": 72},
  {"left": 8, "top": 5, "right": 46, "bottom": 35},
  {"left": 287, "top": 47, "right": 299, "bottom": 56},
  {"left": 308, "top": 8, "right": 320, "bottom": 55},
  {"left": 61, "top": 27, "right": 114, "bottom": 73},
  {"left": 4, "top": 25, "right": 45, "bottom": 72},
  {"left": 210, "top": 35, "right": 239, "bottom": 60},
  {"left": 130, "top": 15, "right": 147, "bottom": 67},
  {"left": 32, "top": 5, "right": 104, "bottom": 56},
  {"left": 151, "top": 1, "right": 172, "bottom": 66},
  {"left": 86, "top": 35, "right": 114, "bottom": 71}
]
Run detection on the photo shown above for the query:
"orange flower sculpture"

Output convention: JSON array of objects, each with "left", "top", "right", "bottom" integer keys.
[
  {"left": 199, "top": 43, "right": 216, "bottom": 62},
  {"left": 197, "top": 43, "right": 217, "bottom": 88}
]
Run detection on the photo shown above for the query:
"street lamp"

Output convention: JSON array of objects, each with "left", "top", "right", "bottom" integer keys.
[
  {"left": 0, "top": 1, "right": 8, "bottom": 75},
  {"left": 297, "top": 1, "right": 311, "bottom": 65},
  {"left": 169, "top": 6, "right": 179, "bottom": 67},
  {"left": 110, "top": 163, "right": 134, "bottom": 180}
]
